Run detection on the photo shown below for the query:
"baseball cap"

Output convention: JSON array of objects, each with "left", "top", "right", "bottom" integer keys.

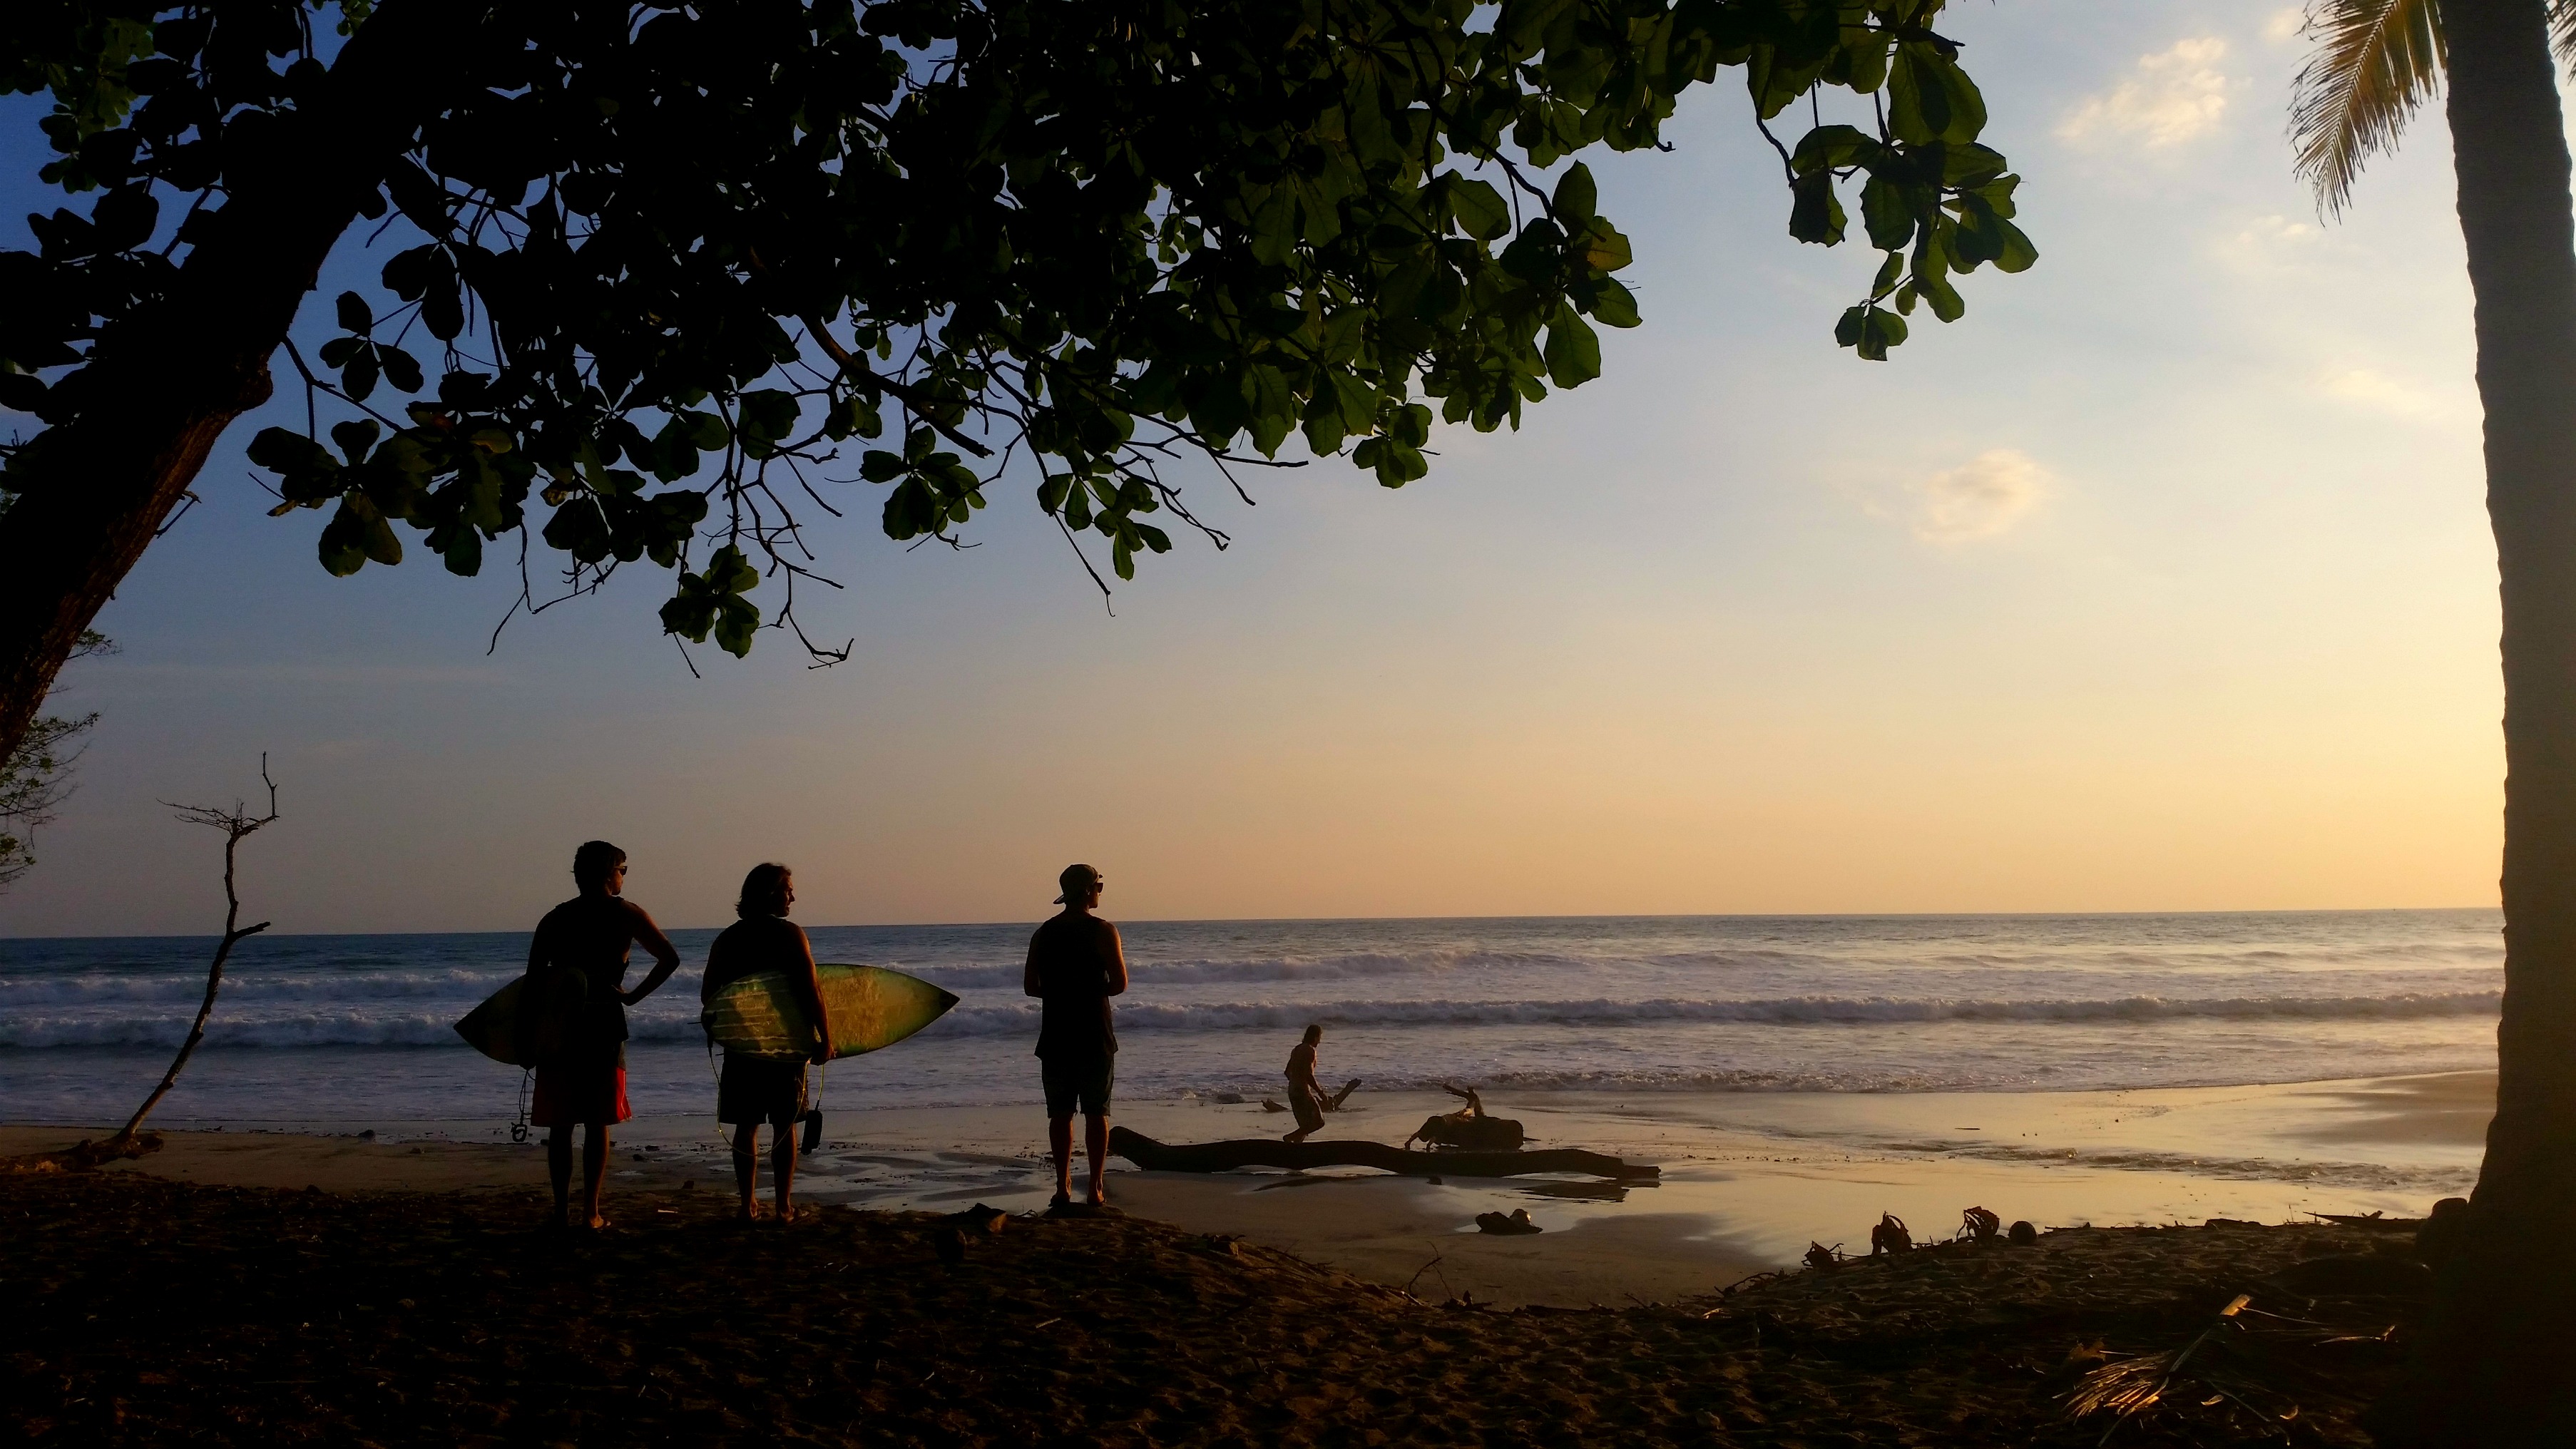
[{"left": 1053, "top": 863, "right": 1103, "bottom": 904}]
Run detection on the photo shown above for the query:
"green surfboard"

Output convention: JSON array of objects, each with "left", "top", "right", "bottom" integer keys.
[
  {"left": 702, "top": 963, "right": 960, "bottom": 1059},
  {"left": 454, "top": 969, "right": 588, "bottom": 1067}
]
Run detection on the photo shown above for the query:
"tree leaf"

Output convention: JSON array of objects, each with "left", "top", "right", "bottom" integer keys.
[
  {"left": 1446, "top": 176, "right": 1512, "bottom": 241},
  {"left": 1544, "top": 312, "right": 1602, "bottom": 387},
  {"left": 1552, "top": 162, "right": 1598, "bottom": 222},
  {"left": 1790, "top": 171, "right": 1846, "bottom": 245}
]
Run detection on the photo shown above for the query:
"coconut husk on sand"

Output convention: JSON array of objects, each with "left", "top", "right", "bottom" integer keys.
[{"left": 1, "top": 1172, "right": 2417, "bottom": 1446}]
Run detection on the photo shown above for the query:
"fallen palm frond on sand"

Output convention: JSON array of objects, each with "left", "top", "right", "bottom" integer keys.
[{"left": 2066, "top": 1238, "right": 2424, "bottom": 1444}]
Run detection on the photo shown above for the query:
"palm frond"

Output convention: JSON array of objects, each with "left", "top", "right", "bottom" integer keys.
[
  {"left": 2289, "top": 0, "right": 2449, "bottom": 216},
  {"left": 2556, "top": 0, "right": 2576, "bottom": 77}
]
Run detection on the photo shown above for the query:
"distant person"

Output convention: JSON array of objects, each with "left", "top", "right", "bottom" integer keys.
[
  {"left": 1024, "top": 863, "right": 1128, "bottom": 1209},
  {"left": 1279, "top": 1025, "right": 1362, "bottom": 1141},
  {"left": 526, "top": 840, "right": 681, "bottom": 1231},
  {"left": 1283, "top": 1024, "right": 1327, "bottom": 1143},
  {"left": 700, "top": 862, "right": 832, "bottom": 1224}
]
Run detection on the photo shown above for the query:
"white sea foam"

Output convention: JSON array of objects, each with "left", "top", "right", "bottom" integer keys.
[
  {"left": 0, "top": 912, "right": 2507, "bottom": 1117},
  {"left": 0, "top": 988, "right": 2501, "bottom": 1050},
  {"left": 0, "top": 968, "right": 526, "bottom": 1004}
]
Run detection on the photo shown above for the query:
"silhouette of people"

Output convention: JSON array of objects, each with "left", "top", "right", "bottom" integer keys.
[
  {"left": 1284, "top": 1024, "right": 1327, "bottom": 1144},
  {"left": 1024, "top": 863, "right": 1128, "bottom": 1208},
  {"left": 701, "top": 862, "right": 832, "bottom": 1224},
  {"left": 526, "top": 840, "right": 680, "bottom": 1230}
]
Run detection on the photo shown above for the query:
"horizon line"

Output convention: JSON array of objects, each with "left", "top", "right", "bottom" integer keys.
[{"left": 0, "top": 902, "right": 2503, "bottom": 944}]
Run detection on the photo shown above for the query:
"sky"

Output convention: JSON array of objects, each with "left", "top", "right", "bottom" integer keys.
[{"left": 0, "top": 2, "right": 2540, "bottom": 936}]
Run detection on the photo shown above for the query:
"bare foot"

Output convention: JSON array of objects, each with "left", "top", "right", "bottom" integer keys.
[
  {"left": 775, "top": 1204, "right": 798, "bottom": 1224},
  {"left": 1086, "top": 1186, "right": 1110, "bottom": 1207},
  {"left": 585, "top": 1214, "right": 611, "bottom": 1232},
  {"left": 735, "top": 1203, "right": 763, "bottom": 1224}
]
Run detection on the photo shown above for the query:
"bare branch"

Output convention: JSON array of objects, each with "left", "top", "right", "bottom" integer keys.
[
  {"left": 109, "top": 756, "right": 281, "bottom": 1154},
  {"left": 799, "top": 316, "right": 996, "bottom": 459}
]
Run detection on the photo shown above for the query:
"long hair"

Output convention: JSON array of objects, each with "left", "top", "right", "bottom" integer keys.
[
  {"left": 736, "top": 862, "right": 792, "bottom": 918},
  {"left": 572, "top": 840, "right": 625, "bottom": 890}
]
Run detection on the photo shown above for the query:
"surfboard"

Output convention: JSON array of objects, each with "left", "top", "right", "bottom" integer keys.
[
  {"left": 702, "top": 963, "right": 960, "bottom": 1059},
  {"left": 454, "top": 969, "right": 588, "bottom": 1067}
]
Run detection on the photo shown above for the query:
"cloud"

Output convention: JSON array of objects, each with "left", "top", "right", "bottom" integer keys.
[
  {"left": 2317, "top": 367, "right": 2439, "bottom": 419},
  {"left": 2059, "top": 38, "right": 2233, "bottom": 150},
  {"left": 2237, "top": 215, "right": 2318, "bottom": 250},
  {"left": 2216, "top": 213, "right": 2324, "bottom": 271},
  {"left": 1910, "top": 450, "right": 2052, "bottom": 543},
  {"left": 2264, "top": 8, "right": 2306, "bottom": 43}
]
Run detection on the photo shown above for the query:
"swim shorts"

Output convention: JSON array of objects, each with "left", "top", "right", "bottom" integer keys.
[
  {"left": 717, "top": 1053, "right": 809, "bottom": 1127},
  {"left": 531, "top": 1064, "right": 631, "bottom": 1127},
  {"left": 1041, "top": 1057, "right": 1114, "bottom": 1117},
  {"left": 1290, "top": 1085, "right": 1325, "bottom": 1134}
]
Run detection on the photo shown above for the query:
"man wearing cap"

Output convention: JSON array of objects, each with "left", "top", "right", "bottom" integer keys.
[{"left": 1023, "top": 863, "right": 1129, "bottom": 1209}]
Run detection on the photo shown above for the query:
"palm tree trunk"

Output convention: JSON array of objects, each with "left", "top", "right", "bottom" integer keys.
[
  {"left": 2376, "top": 0, "right": 2576, "bottom": 1438},
  {"left": 0, "top": 0, "right": 479, "bottom": 766}
]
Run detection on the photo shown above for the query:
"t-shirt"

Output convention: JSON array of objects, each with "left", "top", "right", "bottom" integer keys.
[
  {"left": 702, "top": 915, "right": 808, "bottom": 1003},
  {"left": 1029, "top": 911, "right": 1120, "bottom": 1062},
  {"left": 1287, "top": 1040, "right": 1317, "bottom": 1086},
  {"left": 528, "top": 894, "right": 643, "bottom": 1064}
]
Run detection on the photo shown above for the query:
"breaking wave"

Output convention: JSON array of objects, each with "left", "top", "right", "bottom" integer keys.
[{"left": 0, "top": 989, "right": 2500, "bottom": 1049}]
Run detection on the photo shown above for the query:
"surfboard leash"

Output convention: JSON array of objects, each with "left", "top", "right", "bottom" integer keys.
[
  {"left": 510, "top": 1067, "right": 532, "bottom": 1145},
  {"left": 703, "top": 1034, "right": 740, "bottom": 1154}
]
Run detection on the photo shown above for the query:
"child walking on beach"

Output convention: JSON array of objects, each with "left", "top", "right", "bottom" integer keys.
[
  {"left": 525, "top": 840, "right": 681, "bottom": 1231},
  {"left": 701, "top": 863, "right": 833, "bottom": 1224},
  {"left": 1025, "top": 863, "right": 1128, "bottom": 1209}
]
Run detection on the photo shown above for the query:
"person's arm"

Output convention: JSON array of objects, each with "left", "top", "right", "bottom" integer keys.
[
  {"left": 789, "top": 923, "right": 831, "bottom": 1062},
  {"left": 1023, "top": 927, "right": 1045, "bottom": 998},
  {"left": 1104, "top": 922, "right": 1130, "bottom": 998},
  {"left": 619, "top": 903, "right": 683, "bottom": 1005},
  {"left": 525, "top": 917, "right": 551, "bottom": 979}
]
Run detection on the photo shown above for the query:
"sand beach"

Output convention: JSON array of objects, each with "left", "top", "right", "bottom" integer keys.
[
  {"left": 3, "top": 1087, "right": 2447, "bottom": 1446},
  {"left": 0, "top": 916, "right": 2499, "bottom": 1441}
]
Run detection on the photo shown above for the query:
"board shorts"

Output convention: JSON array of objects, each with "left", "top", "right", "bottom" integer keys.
[
  {"left": 531, "top": 1064, "right": 630, "bottom": 1127},
  {"left": 1041, "top": 1056, "right": 1114, "bottom": 1117},
  {"left": 717, "top": 1053, "right": 810, "bottom": 1127},
  {"left": 1290, "top": 1084, "right": 1326, "bottom": 1133}
]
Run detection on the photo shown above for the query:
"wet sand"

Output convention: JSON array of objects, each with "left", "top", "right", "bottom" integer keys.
[{"left": 0, "top": 1070, "right": 2490, "bottom": 1311}]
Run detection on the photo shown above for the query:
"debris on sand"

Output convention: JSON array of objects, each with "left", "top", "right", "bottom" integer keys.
[
  {"left": 1871, "top": 1212, "right": 1913, "bottom": 1256},
  {"left": 1406, "top": 1084, "right": 1526, "bottom": 1152}
]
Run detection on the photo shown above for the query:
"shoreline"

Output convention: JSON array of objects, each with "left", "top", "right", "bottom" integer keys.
[{"left": 1, "top": 1068, "right": 2490, "bottom": 1309}]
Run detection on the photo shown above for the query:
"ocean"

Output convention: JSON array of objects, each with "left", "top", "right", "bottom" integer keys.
[{"left": 0, "top": 910, "right": 2503, "bottom": 1130}]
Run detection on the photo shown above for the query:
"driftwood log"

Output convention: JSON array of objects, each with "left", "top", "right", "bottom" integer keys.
[{"left": 1108, "top": 1127, "right": 1657, "bottom": 1181}]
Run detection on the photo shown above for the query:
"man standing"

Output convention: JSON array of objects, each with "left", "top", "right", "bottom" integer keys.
[
  {"left": 1024, "top": 863, "right": 1128, "bottom": 1209},
  {"left": 526, "top": 839, "right": 681, "bottom": 1230}
]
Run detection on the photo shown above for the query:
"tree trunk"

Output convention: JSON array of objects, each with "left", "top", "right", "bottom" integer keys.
[
  {"left": 0, "top": 0, "right": 481, "bottom": 763},
  {"left": 2374, "top": 1, "right": 2576, "bottom": 1440},
  {"left": 1107, "top": 1126, "right": 1658, "bottom": 1180}
]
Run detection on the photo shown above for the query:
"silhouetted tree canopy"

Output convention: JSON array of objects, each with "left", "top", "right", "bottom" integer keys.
[{"left": 1, "top": 0, "right": 2032, "bottom": 677}]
